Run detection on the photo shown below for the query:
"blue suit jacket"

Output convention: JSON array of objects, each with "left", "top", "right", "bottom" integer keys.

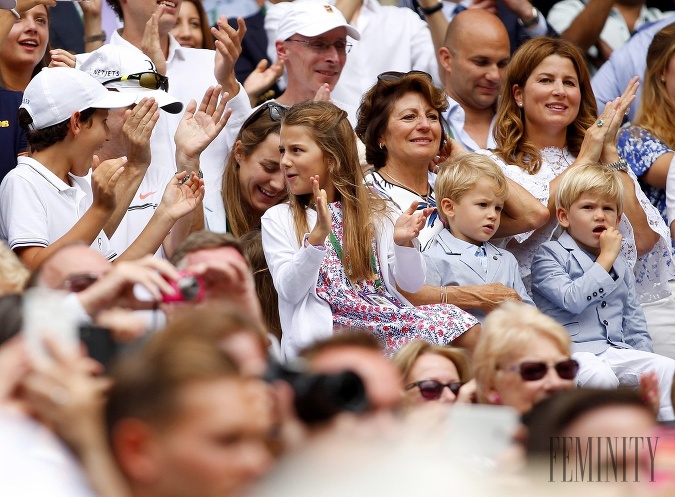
[
  {"left": 424, "top": 229, "right": 533, "bottom": 323},
  {"left": 531, "top": 231, "right": 652, "bottom": 354}
]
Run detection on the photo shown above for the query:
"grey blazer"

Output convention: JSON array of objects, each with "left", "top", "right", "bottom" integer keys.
[
  {"left": 531, "top": 231, "right": 652, "bottom": 354},
  {"left": 424, "top": 229, "right": 533, "bottom": 323}
]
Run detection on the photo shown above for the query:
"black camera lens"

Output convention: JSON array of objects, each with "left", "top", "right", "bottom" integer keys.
[{"left": 177, "top": 276, "right": 201, "bottom": 301}]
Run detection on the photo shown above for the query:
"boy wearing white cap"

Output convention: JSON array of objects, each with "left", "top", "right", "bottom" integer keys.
[{"left": 0, "top": 68, "right": 204, "bottom": 269}]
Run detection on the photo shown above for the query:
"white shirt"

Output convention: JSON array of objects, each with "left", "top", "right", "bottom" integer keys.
[
  {"left": 548, "top": 1, "right": 670, "bottom": 61},
  {"left": 330, "top": 0, "right": 440, "bottom": 110},
  {"left": 105, "top": 31, "right": 252, "bottom": 254},
  {"left": 442, "top": 94, "right": 497, "bottom": 152},
  {"left": 0, "top": 156, "right": 117, "bottom": 260},
  {"left": 0, "top": 409, "right": 97, "bottom": 497}
]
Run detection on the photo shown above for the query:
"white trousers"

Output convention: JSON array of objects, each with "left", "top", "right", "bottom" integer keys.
[
  {"left": 641, "top": 280, "right": 675, "bottom": 361},
  {"left": 573, "top": 347, "right": 675, "bottom": 421}
]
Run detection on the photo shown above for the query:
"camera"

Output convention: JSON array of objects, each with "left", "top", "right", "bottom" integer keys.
[
  {"left": 161, "top": 271, "right": 204, "bottom": 303},
  {"left": 265, "top": 359, "right": 368, "bottom": 424}
]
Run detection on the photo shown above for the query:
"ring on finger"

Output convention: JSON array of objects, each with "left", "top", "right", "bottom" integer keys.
[{"left": 596, "top": 119, "right": 604, "bottom": 127}]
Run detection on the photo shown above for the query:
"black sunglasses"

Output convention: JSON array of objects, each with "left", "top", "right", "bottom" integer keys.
[
  {"left": 405, "top": 379, "right": 464, "bottom": 400},
  {"left": 104, "top": 72, "right": 169, "bottom": 92},
  {"left": 505, "top": 359, "right": 579, "bottom": 382},
  {"left": 377, "top": 70, "right": 433, "bottom": 82},
  {"left": 58, "top": 273, "right": 99, "bottom": 293},
  {"left": 240, "top": 102, "right": 286, "bottom": 132}
]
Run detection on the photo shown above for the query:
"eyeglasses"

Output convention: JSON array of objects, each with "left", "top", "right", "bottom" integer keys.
[
  {"left": 504, "top": 359, "right": 579, "bottom": 382},
  {"left": 58, "top": 273, "right": 99, "bottom": 293},
  {"left": 240, "top": 102, "right": 286, "bottom": 132},
  {"left": 286, "top": 38, "right": 352, "bottom": 54},
  {"left": 377, "top": 70, "right": 433, "bottom": 82},
  {"left": 405, "top": 380, "right": 464, "bottom": 400},
  {"left": 104, "top": 72, "right": 169, "bottom": 92}
]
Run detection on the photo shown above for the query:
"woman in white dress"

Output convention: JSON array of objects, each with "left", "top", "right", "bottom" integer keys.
[{"left": 479, "top": 37, "right": 673, "bottom": 302}]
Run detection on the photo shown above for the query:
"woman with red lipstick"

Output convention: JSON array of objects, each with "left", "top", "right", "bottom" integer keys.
[{"left": 480, "top": 37, "right": 671, "bottom": 300}]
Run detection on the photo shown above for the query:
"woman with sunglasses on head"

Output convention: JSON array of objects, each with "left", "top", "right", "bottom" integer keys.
[
  {"left": 262, "top": 100, "right": 480, "bottom": 359},
  {"left": 479, "top": 37, "right": 672, "bottom": 303},
  {"left": 472, "top": 302, "right": 578, "bottom": 415},
  {"left": 393, "top": 339, "right": 471, "bottom": 406},
  {"left": 356, "top": 71, "right": 547, "bottom": 352},
  {"left": 207, "top": 102, "right": 287, "bottom": 235}
]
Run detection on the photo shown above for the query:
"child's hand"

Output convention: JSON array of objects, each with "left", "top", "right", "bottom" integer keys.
[
  {"left": 307, "top": 175, "right": 331, "bottom": 246},
  {"left": 394, "top": 201, "right": 433, "bottom": 247},
  {"left": 597, "top": 226, "right": 622, "bottom": 272}
]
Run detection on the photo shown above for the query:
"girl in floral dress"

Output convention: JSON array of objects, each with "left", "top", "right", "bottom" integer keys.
[{"left": 261, "top": 101, "right": 478, "bottom": 359}]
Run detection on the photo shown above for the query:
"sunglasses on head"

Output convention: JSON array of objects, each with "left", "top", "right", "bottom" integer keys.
[
  {"left": 405, "top": 379, "right": 464, "bottom": 400},
  {"left": 377, "top": 70, "right": 433, "bottom": 82},
  {"left": 58, "top": 273, "right": 99, "bottom": 293},
  {"left": 504, "top": 359, "right": 579, "bottom": 382},
  {"left": 240, "top": 102, "right": 286, "bottom": 132},
  {"left": 104, "top": 72, "right": 169, "bottom": 92}
]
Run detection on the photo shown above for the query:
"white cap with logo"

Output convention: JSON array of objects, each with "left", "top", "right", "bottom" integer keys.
[
  {"left": 20, "top": 67, "right": 137, "bottom": 131},
  {"left": 78, "top": 45, "right": 183, "bottom": 114},
  {"left": 276, "top": 2, "right": 360, "bottom": 42}
]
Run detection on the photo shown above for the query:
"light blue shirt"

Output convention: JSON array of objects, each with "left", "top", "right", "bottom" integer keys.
[{"left": 591, "top": 15, "right": 675, "bottom": 121}]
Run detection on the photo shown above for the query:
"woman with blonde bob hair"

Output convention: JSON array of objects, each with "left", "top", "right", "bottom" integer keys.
[
  {"left": 393, "top": 339, "right": 471, "bottom": 406},
  {"left": 480, "top": 37, "right": 670, "bottom": 302},
  {"left": 473, "top": 302, "right": 577, "bottom": 414},
  {"left": 616, "top": 23, "right": 675, "bottom": 361}
]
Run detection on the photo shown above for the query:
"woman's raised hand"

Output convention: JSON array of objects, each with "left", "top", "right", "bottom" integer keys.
[
  {"left": 600, "top": 76, "right": 638, "bottom": 163},
  {"left": 394, "top": 201, "right": 434, "bottom": 247},
  {"left": 307, "top": 175, "right": 332, "bottom": 246}
]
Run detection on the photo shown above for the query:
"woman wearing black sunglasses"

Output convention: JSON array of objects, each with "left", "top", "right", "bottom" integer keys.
[
  {"left": 394, "top": 339, "right": 471, "bottom": 406},
  {"left": 473, "top": 302, "right": 578, "bottom": 414}
]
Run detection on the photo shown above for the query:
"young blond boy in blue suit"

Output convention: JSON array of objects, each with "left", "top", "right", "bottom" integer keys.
[
  {"left": 531, "top": 164, "right": 675, "bottom": 421},
  {"left": 424, "top": 153, "right": 533, "bottom": 323}
]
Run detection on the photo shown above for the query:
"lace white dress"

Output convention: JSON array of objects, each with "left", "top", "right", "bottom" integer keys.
[{"left": 477, "top": 147, "right": 674, "bottom": 303}]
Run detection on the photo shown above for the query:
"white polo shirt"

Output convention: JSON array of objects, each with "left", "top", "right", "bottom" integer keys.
[{"left": 0, "top": 156, "right": 117, "bottom": 260}]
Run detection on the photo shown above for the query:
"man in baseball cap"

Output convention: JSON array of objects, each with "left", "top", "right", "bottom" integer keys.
[{"left": 274, "top": 2, "right": 360, "bottom": 112}]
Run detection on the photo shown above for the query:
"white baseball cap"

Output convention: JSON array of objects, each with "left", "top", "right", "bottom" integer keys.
[
  {"left": 78, "top": 45, "right": 183, "bottom": 114},
  {"left": 276, "top": 2, "right": 360, "bottom": 42},
  {"left": 20, "top": 68, "right": 137, "bottom": 131},
  {"left": 0, "top": 0, "right": 17, "bottom": 11}
]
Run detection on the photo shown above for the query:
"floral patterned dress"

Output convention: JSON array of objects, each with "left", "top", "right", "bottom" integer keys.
[{"left": 314, "top": 202, "right": 477, "bottom": 353}]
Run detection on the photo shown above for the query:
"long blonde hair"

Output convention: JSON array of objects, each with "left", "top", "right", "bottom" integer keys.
[
  {"left": 494, "top": 37, "right": 597, "bottom": 175},
  {"left": 283, "top": 101, "right": 387, "bottom": 283},
  {"left": 634, "top": 23, "right": 675, "bottom": 148}
]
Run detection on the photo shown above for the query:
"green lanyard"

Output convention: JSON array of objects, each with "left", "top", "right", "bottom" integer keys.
[{"left": 327, "top": 231, "right": 383, "bottom": 292}]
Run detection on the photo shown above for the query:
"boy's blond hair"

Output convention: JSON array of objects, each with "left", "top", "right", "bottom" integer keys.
[
  {"left": 435, "top": 153, "right": 509, "bottom": 223},
  {"left": 555, "top": 163, "right": 624, "bottom": 214}
]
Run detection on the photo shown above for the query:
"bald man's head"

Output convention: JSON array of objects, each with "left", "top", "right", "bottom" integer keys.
[{"left": 440, "top": 10, "right": 510, "bottom": 111}]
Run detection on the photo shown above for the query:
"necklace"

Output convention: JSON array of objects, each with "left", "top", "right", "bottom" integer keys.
[{"left": 379, "top": 169, "right": 430, "bottom": 200}]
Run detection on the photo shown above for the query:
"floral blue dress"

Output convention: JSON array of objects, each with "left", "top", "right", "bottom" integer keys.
[{"left": 315, "top": 202, "right": 477, "bottom": 353}]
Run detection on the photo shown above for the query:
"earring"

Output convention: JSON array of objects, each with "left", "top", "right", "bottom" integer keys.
[
  {"left": 516, "top": 101, "right": 523, "bottom": 108},
  {"left": 379, "top": 143, "right": 384, "bottom": 150},
  {"left": 662, "top": 76, "right": 666, "bottom": 82},
  {"left": 491, "top": 393, "right": 502, "bottom": 404}
]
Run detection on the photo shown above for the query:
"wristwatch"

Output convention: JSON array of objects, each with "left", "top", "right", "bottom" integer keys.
[
  {"left": 605, "top": 158, "right": 629, "bottom": 172},
  {"left": 517, "top": 7, "right": 539, "bottom": 29},
  {"left": 419, "top": 1, "right": 444, "bottom": 16}
]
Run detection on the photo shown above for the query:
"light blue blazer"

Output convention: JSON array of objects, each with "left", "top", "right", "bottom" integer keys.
[
  {"left": 424, "top": 229, "right": 533, "bottom": 323},
  {"left": 531, "top": 231, "right": 652, "bottom": 354}
]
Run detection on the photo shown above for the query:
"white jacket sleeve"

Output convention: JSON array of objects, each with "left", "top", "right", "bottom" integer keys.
[{"left": 261, "top": 205, "right": 326, "bottom": 305}]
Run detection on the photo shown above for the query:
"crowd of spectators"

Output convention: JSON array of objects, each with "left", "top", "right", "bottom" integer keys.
[{"left": 3, "top": 0, "right": 675, "bottom": 495}]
